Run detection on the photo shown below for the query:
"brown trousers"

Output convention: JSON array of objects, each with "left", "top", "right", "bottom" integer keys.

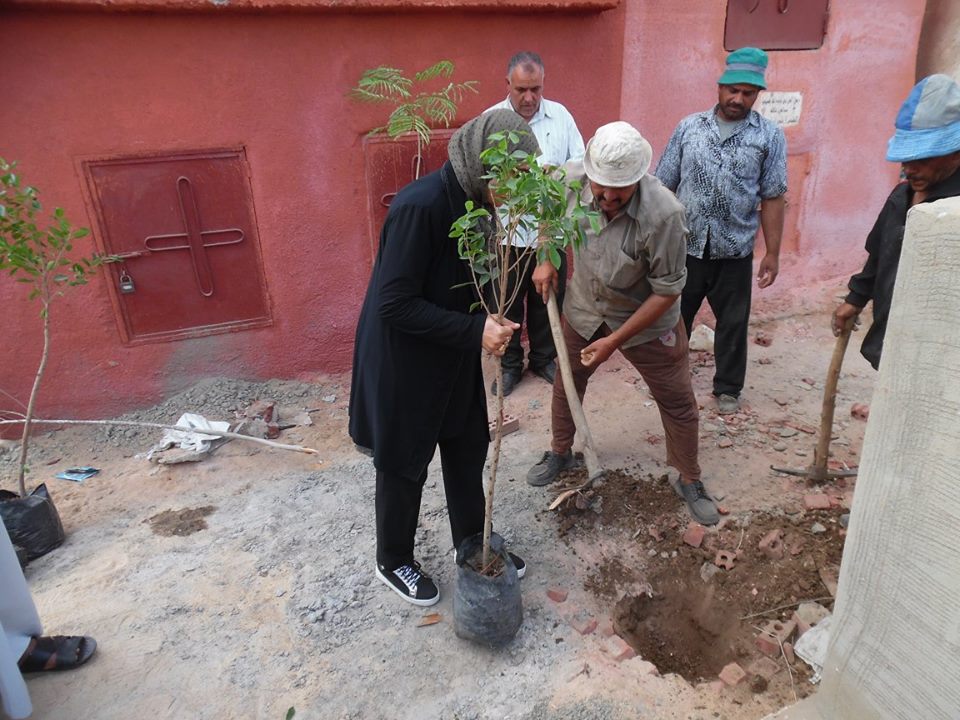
[{"left": 551, "top": 319, "right": 701, "bottom": 482}]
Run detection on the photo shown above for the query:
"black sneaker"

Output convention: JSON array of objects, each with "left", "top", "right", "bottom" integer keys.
[
  {"left": 491, "top": 371, "right": 521, "bottom": 397},
  {"left": 526, "top": 449, "right": 573, "bottom": 486},
  {"left": 680, "top": 481, "right": 719, "bottom": 526},
  {"left": 375, "top": 561, "right": 439, "bottom": 606}
]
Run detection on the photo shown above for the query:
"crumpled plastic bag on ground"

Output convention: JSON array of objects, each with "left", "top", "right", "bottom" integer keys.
[
  {"left": 141, "top": 413, "right": 231, "bottom": 461},
  {"left": 794, "top": 613, "right": 833, "bottom": 683}
]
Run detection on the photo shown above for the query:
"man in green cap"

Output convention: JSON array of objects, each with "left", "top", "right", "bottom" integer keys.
[{"left": 656, "top": 47, "right": 787, "bottom": 415}]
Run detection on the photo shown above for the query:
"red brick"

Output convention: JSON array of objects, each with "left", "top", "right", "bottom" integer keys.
[
  {"left": 546, "top": 587, "right": 568, "bottom": 603},
  {"left": 572, "top": 617, "right": 598, "bottom": 636},
  {"left": 803, "top": 493, "right": 832, "bottom": 510},
  {"left": 783, "top": 642, "right": 796, "bottom": 664},
  {"left": 682, "top": 522, "right": 707, "bottom": 548},
  {"left": 758, "top": 528, "right": 785, "bottom": 560},
  {"left": 756, "top": 618, "right": 796, "bottom": 656},
  {"left": 488, "top": 413, "right": 519, "bottom": 439},
  {"left": 603, "top": 635, "right": 636, "bottom": 662},
  {"left": 598, "top": 618, "right": 616, "bottom": 637},
  {"left": 718, "top": 662, "right": 747, "bottom": 686}
]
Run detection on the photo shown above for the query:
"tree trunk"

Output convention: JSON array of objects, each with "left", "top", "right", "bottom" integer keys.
[{"left": 16, "top": 300, "right": 50, "bottom": 497}]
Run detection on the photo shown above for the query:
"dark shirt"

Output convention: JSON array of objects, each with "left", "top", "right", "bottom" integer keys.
[
  {"left": 348, "top": 162, "right": 487, "bottom": 478},
  {"left": 846, "top": 166, "right": 960, "bottom": 369}
]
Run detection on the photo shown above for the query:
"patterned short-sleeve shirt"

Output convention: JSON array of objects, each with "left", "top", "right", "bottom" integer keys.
[{"left": 655, "top": 107, "right": 787, "bottom": 260}]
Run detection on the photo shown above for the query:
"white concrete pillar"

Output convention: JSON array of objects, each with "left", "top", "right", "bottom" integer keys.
[{"left": 768, "top": 196, "right": 960, "bottom": 719}]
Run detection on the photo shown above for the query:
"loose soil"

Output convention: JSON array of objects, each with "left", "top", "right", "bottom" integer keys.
[
  {"left": 555, "top": 468, "right": 845, "bottom": 694},
  {"left": 0, "top": 283, "right": 877, "bottom": 720}
]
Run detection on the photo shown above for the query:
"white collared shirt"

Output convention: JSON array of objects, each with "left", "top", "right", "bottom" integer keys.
[{"left": 485, "top": 97, "right": 585, "bottom": 246}]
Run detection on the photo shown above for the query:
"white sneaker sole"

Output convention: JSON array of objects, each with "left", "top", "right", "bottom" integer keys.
[{"left": 375, "top": 565, "right": 439, "bottom": 607}]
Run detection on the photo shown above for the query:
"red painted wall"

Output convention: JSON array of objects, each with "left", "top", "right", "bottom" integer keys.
[
  {"left": 0, "top": 6, "right": 624, "bottom": 421},
  {"left": 620, "top": 0, "right": 925, "bottom": 297},
  {"left": 0, "top": 1, "right": 927, "bottom": 422}
]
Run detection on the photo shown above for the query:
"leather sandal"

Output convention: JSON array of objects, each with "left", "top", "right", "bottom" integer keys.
[{"left": 18, "top": 635, "right": 97, "bottom": 673}]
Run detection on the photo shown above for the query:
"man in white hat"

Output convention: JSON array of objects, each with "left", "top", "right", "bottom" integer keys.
[
  {"left": 526, "top": 121, "right": 718, "bottom": 526},
  {"left": 832, "top": 73, "right": 960, "bottom": 370}
]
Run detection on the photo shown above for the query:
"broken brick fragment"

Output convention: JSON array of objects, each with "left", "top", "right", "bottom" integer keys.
[
  {"left": 602, "top": 635, "right": 636, "bottom": 662},
  {"left": 803, "top": 493, "right": 832, "bottom": 510},
  {"left": 714, "top": 549, "right": 737, "bottom": 570},
  {"left": 682, "top": 522, "right": 707, "bottom": 548},
  {"left": 718, "top": 662, "right": 747, "bottom": 686},
  {"left": 546, "top": 587, "right": 568, "bottom": 603},
  {"left": 758, "top": 528, "right": 785, "bottom": 560}
]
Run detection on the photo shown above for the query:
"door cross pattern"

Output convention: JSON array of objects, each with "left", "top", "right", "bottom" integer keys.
[{"left": 143, "top": 176, "right": 245, "bottom": 297}]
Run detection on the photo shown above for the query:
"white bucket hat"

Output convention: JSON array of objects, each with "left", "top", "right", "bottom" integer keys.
[{"left": 583, "top": 121, "right": 652, "bottom": 187}]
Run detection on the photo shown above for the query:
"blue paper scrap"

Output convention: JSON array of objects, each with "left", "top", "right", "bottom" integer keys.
[{"left": 55, "top": 466, "right": 100, "bottom": 482}]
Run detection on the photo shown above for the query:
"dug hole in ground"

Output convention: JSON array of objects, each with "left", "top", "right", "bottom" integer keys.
[{"left": 0, "top": 280, "right": 874, "bottom": 720}]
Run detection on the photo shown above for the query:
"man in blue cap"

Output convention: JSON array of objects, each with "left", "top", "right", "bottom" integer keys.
[
  {"left": 833, "top": 74, "right": 960, "bottom": 370},
  {"left": 656, "top": 47, "right": 787, "bottom": 415}
]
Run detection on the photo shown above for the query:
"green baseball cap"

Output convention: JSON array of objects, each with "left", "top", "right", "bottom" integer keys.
[{"left": 718, "top": 47, "right": 768, "bottom": 89}]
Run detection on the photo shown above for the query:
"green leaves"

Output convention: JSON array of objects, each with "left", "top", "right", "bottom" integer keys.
[
  {"left": 350, "top": 61, "right": 478, "bottom": 148},
  {"left": 451, "top": 132, "right": 600, "bottom": 319},
  {"left": 0, "top": 158, "right": 106, "bottom": 316}
]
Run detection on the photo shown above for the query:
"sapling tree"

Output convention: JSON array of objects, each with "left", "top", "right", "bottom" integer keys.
[
  {"left": 349, "top": 60, "right": 479, "bottom": 179},
  {"left": 0, "top": 159, "right": 107, "bottom": 497},
  {"left": 450, "top": 131, "right": 600, "bottom": 567}
]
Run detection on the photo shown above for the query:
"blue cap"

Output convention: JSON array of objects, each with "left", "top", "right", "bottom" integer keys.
[
  {"left": 887, "top": 74, "right": 960, "bottom": 162},
  {"left": 718, "top": 47, "right": 768, "bottom": 89}
]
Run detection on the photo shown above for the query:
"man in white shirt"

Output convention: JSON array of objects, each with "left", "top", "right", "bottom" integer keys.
[{"left": 485, "top": 51, "right": 585, "bottom": 396}]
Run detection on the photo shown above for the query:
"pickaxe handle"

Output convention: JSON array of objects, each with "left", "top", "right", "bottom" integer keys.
[
  {"left": 814, "top": 317, "right": 855, "bottom": 475},
  {"left": 544, "top": 288, "right": 605, "bottom": 482}
]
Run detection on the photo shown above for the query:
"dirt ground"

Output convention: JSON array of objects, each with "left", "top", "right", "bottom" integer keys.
[{"left": 0, "top": 278, "right": 877, "bottom": 720}]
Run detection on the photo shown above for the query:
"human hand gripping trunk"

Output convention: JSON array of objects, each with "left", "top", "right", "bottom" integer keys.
[
  {"left": 757, "top": 195, "right": 785, "bottom": 289},
  {"left": 483, "top": 315, "right": 520, "bottom": 356}
]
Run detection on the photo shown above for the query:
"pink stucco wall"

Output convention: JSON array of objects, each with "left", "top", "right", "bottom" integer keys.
[
  {"left": 0, "top": 5, "right": 624, "bottom": 423},
  {"left": 620, "top": 0, "right": 926, "bottom": 295},
  {"left": 0, "top": 1, "right": 927, "bottom": 423}
]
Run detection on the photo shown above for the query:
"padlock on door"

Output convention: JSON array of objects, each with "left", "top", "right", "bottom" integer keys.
[{"left": 119, "top": 269, "right": 136, "bottom": 294}]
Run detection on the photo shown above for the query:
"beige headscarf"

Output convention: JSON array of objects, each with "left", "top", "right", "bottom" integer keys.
[{"left": 447, "top": 109, "right": 540, "bottom": 203}]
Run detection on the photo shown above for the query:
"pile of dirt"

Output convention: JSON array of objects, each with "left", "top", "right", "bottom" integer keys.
[{"left": 554, "top": 468, "right": 846, "bottom": 692}]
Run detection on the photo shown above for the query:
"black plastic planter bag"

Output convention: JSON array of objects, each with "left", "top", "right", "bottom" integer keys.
[
  {"left": 0, "top": 483, "right": 65, "bottom": 560},
  {"left": 453, "top": 531, "right": 523, "bottom": 647}
]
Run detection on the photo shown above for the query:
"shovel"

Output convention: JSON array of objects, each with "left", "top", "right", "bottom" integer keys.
[
  {"left": 771, "top": 316, "right": 858, "bottom": 482},
  {"left": 543, "top": 288, "right": 606, "bottom": 508}
]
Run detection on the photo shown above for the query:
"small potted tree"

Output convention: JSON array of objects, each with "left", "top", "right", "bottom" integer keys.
[
  {"left": 0, "top": 158, "right": 106, "bottom": 558},
  {"left": 449, "top": 131, "right": 598, "bottom": 645}
]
